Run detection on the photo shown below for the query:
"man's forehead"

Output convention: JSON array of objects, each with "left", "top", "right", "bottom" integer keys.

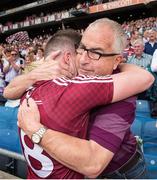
[{"left": 81, "top": 30, "right": 113, "bottom": 51}]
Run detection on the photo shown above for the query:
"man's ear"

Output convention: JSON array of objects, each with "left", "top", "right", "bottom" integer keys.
[
  {"left": 113, "top": 55, "right": 123, "bottom": 70},
  {"left": 59, "top": 51, "right": 71, "bottom": 71},
  {"left": 63, "top": 52, "right": 71, "bottom": 65}
]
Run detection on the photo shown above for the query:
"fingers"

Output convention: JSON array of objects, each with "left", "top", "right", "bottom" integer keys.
[
  {"left": 28, "top": 98, "right": 38, "bottom": 111},
  {"left": 17, "top": 103, "right": 22, "bottom": 125},
  {"left": 17, "top": 99, "right": 27, "bottom": 128}
]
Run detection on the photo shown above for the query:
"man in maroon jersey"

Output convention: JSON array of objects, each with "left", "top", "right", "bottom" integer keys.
[
  {"left": 19, "top": 30, "right": 115, "bottom": 179},
  {"left": 5, "top": 19, "right": 154, "bottom": 179}
]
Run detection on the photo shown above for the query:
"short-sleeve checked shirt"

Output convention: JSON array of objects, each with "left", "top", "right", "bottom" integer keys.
[
  {"left": 19, "top": 74, "right": 113, "bottom": 179},
  {"left": 127, "top": 53, "right": 152, "bottom": 69}
]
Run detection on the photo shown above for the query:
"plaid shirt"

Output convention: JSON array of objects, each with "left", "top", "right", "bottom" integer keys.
[{"left": 127, "top": 53, "right": 152, "bottom": 69}]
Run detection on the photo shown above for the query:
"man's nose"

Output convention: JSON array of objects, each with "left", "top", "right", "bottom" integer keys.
[{"left": 79, "top": 51, "right": 91, "bottom": 65}]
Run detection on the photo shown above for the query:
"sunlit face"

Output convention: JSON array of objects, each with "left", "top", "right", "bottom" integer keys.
[
  {"left": 11, "top": 50, "right": 18, "bottom": 60},
  {"left": 134, "top": 43, "right": 144, "bottom": 56},
  {"left": 37, "top": 49, "right": 44, "bottom": 57},
  {"left": 149, "top": 31, "right": 156, "bottom": 41},
  {"left": 76, "top": 24, "right": 121, "bottom": 76},
  {"left": 25, "top": 55, "right": 31, "bottom": 64},
  {"left": 132, "top": 31, "right": 140, "bottom": 39}
]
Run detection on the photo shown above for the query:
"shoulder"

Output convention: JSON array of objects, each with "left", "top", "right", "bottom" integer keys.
[
  {"left": 72, "top": 75, "right": 113, "bottom": 83},
  {"left": 143, "top": 53, "right": 152, "bottom": 59},
  {"left": 54, "top": 75, "right": 113, "bottom": 86}
]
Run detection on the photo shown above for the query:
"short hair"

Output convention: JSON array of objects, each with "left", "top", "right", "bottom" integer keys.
[
  {"left": 86, "top": 18, "right": 127, "bottom": 54},
  {"left": 133, "top": 38, "right": 144, "bottom": 47},
  {"left": 44, "top": 29, "right": 81, "bottom": 58}
]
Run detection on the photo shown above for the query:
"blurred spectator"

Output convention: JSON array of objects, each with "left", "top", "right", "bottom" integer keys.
[
  {"left": 127, "top": 38, "right": 157, "bottom": 116},
  {"left": 127, "top": 39, "right": 152, "bottom": 69},
  {"left": 146, "top": 50, "right": 157, "bottom": 117},
  {"left": 143, "top": 30, "right": 149, "bottom": 44},
  {"left": 22, "top": 52, "right": 40, "bottom": 74},
  {"left": 3, "top": 50, "right": 24, "bottom": 85},
  {"left": 130, "top": 30, "right": 141, "bottom": 46},
  {"left": 144, "top": 29, "right": 157, "bottom": 55},
  {"left": 151, "top": 49, "right": 157, "bottom": 72},
  {"left": 0, "top": 53, "right": 7, "bottom": 105},
  {"left": 123, "top": 36, "right": 134, "bottom": 61},
  {"left": 0, "top": 53, "right": 6, "bottom": 93},
  {"left": 36, "top": 47, "right": 44, "bottom": 61}
]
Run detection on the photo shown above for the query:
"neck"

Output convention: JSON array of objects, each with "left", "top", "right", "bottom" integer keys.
[{"left": 135, "top": 54, "right": 142, "bottom": 59}]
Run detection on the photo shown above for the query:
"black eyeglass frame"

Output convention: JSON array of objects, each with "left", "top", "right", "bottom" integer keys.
[{"left": 76, "top": 47, "right": 119, "bottom": 60}]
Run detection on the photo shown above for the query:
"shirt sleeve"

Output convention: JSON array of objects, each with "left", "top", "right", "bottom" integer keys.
[
  {"left": 89, "top": 96, "right": 136, "bottom": 153},
  {"left": 67, "top": 76, "right": 114, "bottom": 113}
]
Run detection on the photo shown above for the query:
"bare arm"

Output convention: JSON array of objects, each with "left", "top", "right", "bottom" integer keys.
[
  {"left": 3, "top": 73, "right": 36, "bottom": 99},
  {"left": 18, "top": 98, "right": 113, "bottom": 178},
  {"left": 3, "top": 51, "right": 73, "bottom": 99},
  {"left": 10, "top": 61, "right": 21, "bottom": 72},
  {"left": 111, "top": 63, "right": 154, "bottom": 102},
  {"left": 18, "top": 64, "right": 154, "bottom": 178}
]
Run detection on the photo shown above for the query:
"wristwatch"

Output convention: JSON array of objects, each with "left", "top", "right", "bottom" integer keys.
[{"left": 31, "top": 126, "right": 47, "bottom": 144}]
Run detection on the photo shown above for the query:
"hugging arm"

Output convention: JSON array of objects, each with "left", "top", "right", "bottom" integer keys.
[
  {"left": 3, "top": 51, "right": 73, "bottom": 99},
  {"left": 18, "top": 98, "right": 114, "bottom": 178},
  {"left": 18, "top": 64, "right": 154, "bottom": 178},
  {"left": 111, "top": 63, "right": 154, "bottom": 102}
]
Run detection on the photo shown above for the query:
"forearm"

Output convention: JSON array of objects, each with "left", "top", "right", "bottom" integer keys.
[
  {"left": 118, "top": 63, "right": 154, "bottom": 89},
  {"left": 118, "top": 63, "right": 141, "bottom": 72},
  {"left": 10, "top": 62, "right": 20, "bottom": 72},
  {"left": 112, "top": 64, "right": 154, "bottom": 102},
  {"left": 23, "top": 120, "right": 111, "bottom": 178},
  {"left": 3, "top": 73, "right": 36, "bottom": 99},
  {"left": 40, "top": 129, "right": 112, "bottom": 178}
]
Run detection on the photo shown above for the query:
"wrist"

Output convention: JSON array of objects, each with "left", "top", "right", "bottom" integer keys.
[
  {"left": 31, "top": 126, "right": 48, "bottom": 144},
  {"left": 23, "top": 122, "right": 43, "bottom": 139}
]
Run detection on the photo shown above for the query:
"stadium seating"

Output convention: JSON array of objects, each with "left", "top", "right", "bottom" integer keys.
[
  {"left": 131, "top": 100, "right": 157, "bottom": 179},
  {"left": 0, "top": 106, "right": 21, "bottom": 153}
]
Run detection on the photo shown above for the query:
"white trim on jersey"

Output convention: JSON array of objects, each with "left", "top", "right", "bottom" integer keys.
[
  {"left": 75, "top": 74, "right": 111, "bottom": 80},
  {"left": 53, "top": 79, "right": 68, "bottom": 86},
  {"left": 35, "top": 100, "right": 43, "bottom": 105},
  {"left": 54, "top": 75, "right": 113, "bottom": 86}
]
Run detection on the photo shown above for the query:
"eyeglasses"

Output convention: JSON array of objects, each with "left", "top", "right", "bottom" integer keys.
[
  {"left": 76, "top": 47, "right": 119, "bottom": 60},
  {"left": 11, "top": 53, "right": 17, "bottom": 56}
]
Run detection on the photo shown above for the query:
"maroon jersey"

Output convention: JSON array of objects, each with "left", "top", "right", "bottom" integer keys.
[{"left": 19, "top": 75, "right": 113, "bottom": 179}]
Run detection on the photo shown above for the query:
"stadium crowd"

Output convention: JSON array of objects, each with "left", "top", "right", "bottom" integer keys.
[
  {"left": 0, "top": 16, "right": 157, "bottom": 113},
  {"left": 0, "top": 0, "right": 115, "bottom": 33}
]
